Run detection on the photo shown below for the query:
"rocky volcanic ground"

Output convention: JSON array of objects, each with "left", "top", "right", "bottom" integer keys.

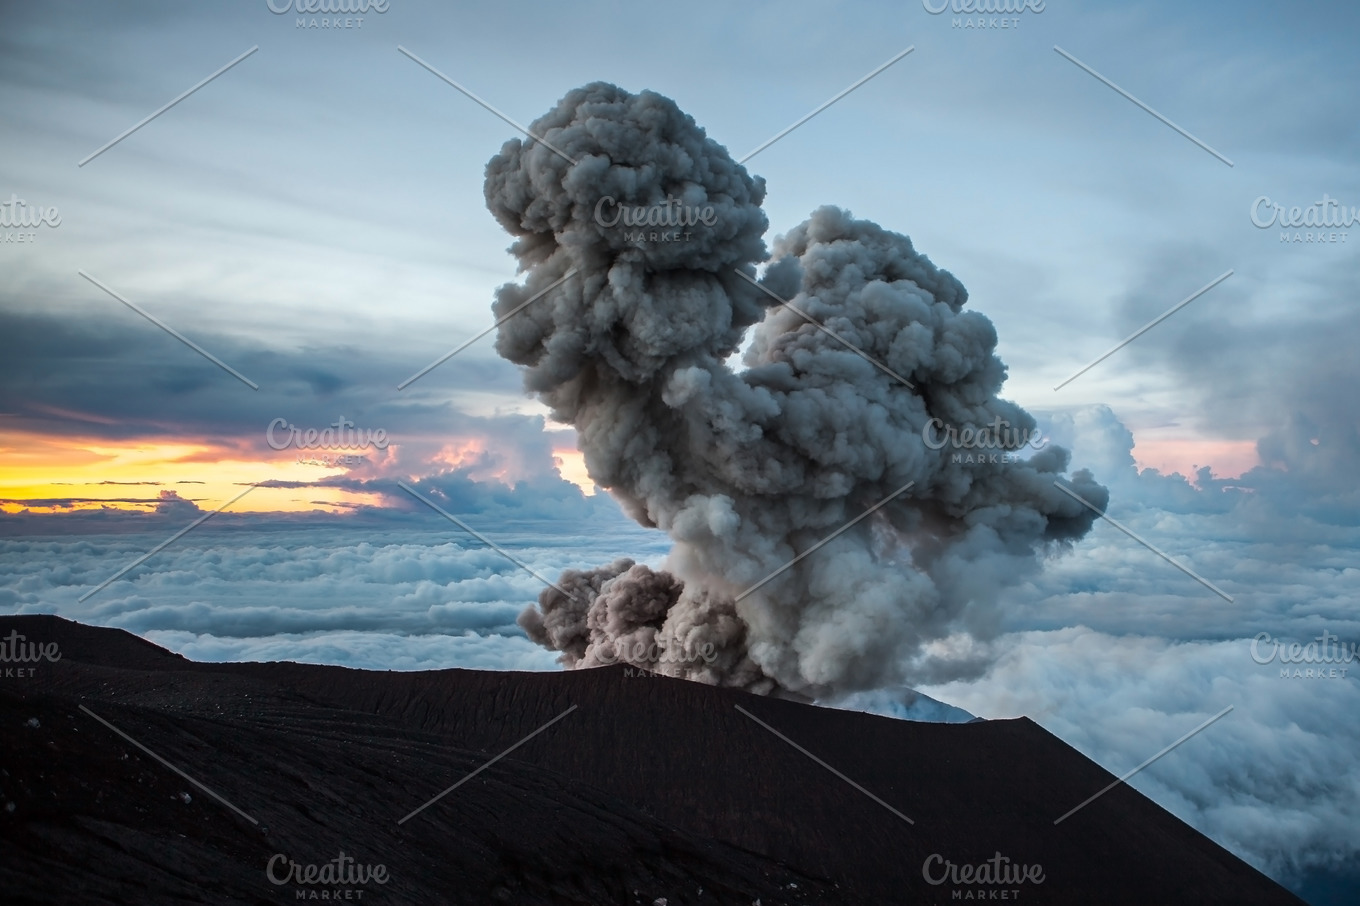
[{"left": 0, "top": 615, "right": 1304, "bottom": 905}]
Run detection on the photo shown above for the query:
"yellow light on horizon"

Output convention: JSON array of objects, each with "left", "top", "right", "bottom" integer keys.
[{"left": 0, "top": 431, "right": 384, "bottom": 515}]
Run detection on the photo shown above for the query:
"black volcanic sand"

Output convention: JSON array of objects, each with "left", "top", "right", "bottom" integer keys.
[{"left": 0, "top": 615, "right": 1303, "bottom": 905}]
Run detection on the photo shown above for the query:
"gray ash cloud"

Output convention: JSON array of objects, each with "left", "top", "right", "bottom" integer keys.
[{"left": 494, "top": 82, "right": 1107, "bottom": 697}]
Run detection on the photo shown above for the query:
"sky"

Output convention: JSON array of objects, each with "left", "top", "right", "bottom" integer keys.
[{"left": 1, "top": 1, "right": 1357, "bottom": 902}]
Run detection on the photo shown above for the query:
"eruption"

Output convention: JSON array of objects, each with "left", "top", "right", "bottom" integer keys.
[{"left": 490, "top": 83, "right": 1107, "bottom": 698}]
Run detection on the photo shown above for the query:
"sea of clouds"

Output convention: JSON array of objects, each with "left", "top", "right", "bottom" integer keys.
[{"left": 3, "top": 404, "right": 1356, "bottom": 898}]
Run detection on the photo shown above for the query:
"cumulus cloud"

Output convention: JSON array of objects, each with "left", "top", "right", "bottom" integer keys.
[
  {"left": 0, "top": 521, "right": 669, "bottom": 668},
  {"left": 921, "top": 627, "right": 1360, "bottom": 892},
  {"left": 141, "top": 628, "right": 563, "bottom": 673},
  {"left": 893, "top": 401, "right": 1360, "bottom": 899}
]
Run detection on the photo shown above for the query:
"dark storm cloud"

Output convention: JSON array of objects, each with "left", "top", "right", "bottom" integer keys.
[{"left": 0, "top": 304, "right": 531, "bottom": 448}]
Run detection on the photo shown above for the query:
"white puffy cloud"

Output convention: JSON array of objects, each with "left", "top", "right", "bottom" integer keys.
[
  {"left": 921, "top": 627, "right": 1360, "bottom": 888},
  {"left": 0, "top": 519, "right": 670, "bottom": 670}
]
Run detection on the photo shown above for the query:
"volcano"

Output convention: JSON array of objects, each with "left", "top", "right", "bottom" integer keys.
[{"left": 0, "top": 614, "right": 1303, "bottom": 905}]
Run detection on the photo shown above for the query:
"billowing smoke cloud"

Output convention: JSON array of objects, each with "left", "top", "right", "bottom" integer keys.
[{"left": 494, "top": 82, "right": 1107, "bottom": 698}]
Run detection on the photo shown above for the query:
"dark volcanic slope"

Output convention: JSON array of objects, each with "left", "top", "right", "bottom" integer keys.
[{"left": 0, "top": 615, "right": 1302, "bottom": 905}]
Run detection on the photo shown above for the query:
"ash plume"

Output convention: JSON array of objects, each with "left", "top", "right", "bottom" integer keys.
[{"left": 494, "top": 82, "right": 1107, "bottom": 698}]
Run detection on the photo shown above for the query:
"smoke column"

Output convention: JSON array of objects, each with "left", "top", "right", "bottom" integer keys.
[{"left": 487, "top": 83, "right": 1108, "bottom": 698}]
